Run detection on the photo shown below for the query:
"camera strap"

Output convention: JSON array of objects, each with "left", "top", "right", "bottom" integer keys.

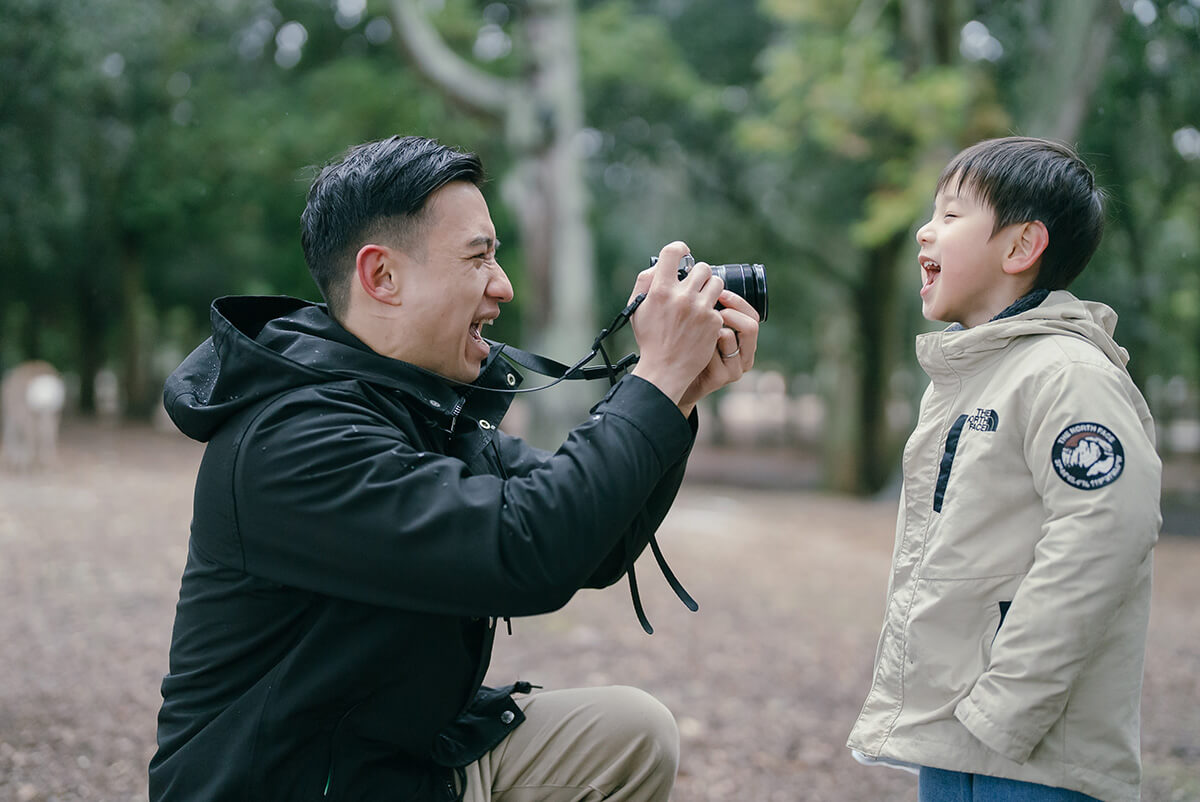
[
  {"left": 490, "top": 343, "right": 641, "bottom": 384},
  {"left": 488, "top": 292, "right": 698, "bottom": 634},
  {"left": 486, "top": 292, "right": 647, "bottom": 392}
]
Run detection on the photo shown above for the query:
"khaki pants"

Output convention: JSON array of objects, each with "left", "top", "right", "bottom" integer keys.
[{"left": 460, "top": 685, "right": 679, "bottom": 801}]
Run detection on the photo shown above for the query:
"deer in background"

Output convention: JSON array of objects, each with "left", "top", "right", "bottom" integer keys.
[{"left": 2, "top": 360, "right": 66, "bottom": 471}]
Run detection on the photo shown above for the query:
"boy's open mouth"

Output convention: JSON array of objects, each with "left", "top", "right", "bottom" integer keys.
[{"left": 920, "top": 256, "right": 940, "bottom": 288}]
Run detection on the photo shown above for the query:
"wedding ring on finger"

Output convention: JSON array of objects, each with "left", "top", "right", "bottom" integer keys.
[{"left": 720, "top": 347, "right": 741, "bottom": 359}]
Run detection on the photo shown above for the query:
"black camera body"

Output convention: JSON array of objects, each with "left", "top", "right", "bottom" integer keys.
[{"left": 651, "top": 254, "right": 768, "bottom": 322}]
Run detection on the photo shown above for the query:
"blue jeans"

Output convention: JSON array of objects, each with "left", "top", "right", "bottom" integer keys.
[{"left": 918, "top": 767, "right": 1099, "bottom": 802}]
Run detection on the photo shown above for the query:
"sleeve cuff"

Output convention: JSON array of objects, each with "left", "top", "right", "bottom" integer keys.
[
  {"left": 591, "top": 375, "right": 695, "bottom": 468},
  {"left": 955, "top": 697, "right": 1038, "bottom": 764}
]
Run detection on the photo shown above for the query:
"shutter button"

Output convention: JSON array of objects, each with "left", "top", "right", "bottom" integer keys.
[{"left": 500, "top": 710, "right": 515, "bottom": 724}]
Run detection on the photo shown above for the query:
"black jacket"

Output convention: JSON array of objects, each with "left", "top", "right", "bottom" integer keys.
[{"left": 149, "top": 297, "right": 696, "bottom": 801}]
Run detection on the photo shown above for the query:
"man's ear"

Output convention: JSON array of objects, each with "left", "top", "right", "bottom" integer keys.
[
  {"left": 1002, "top": 220, "right": 1049, "bottom": 276},
  {"left": 355, "top": 244, "right": 403, "bottom": 305}
]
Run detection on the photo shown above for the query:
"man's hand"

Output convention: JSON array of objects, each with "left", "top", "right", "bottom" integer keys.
[
  {"left": 629, "top": 241, "right": 759, "bottom": 416},
  {"left": 677, "top": 289, "right": 759, "bottom": 417}
]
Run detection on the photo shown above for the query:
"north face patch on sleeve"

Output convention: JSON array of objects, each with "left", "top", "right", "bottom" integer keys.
[{"left": 1051, "top": 422, "right": 1125, "bottom": 490}]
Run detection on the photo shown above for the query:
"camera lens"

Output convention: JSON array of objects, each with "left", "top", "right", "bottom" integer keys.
[
  {"left": 710, "top": 263, "right": 768, "bottom": 322},
  {"left": 652, "top": 255, "right": 769, "bottom": 322}
]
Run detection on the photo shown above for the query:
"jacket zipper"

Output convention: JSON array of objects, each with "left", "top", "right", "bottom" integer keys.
[
  {"left": 489, "top": 439, "right": 512, "bottom": 636},
  {"left": 933, "top": 414, "right": 969, "bottom": 513},
  {"left": 445, "top": 395, "right": 467, "bottom": 435}
]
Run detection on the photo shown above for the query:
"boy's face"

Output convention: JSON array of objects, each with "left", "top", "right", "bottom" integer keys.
[{"left": 915, "top": 177, "right": 1017, "bottom": 328}]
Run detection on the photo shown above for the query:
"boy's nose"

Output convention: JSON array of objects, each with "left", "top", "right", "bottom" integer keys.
[{"left": 915, "top": 221, "right": 934, "bottom": 245}]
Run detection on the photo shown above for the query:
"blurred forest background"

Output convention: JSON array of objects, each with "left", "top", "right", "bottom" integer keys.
[{"left": 2, "top": 0, "right": 1199, "bottom": 498}]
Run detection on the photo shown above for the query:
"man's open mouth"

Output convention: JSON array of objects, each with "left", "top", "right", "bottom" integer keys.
[{"left": 469, "top": 319, "right": 493, "bottom": 343}]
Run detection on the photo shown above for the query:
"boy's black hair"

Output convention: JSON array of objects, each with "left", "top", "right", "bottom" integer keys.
[
  {"left": 937, "top": 136, "right": 1105, "bottom": 290},
  {"left": 301, "top": 135, "right": 484, "bottom": 319}
]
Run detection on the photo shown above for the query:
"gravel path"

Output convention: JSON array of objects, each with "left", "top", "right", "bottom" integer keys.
[{"left": 2, "top": 422, "right": 1196, "bottom": 801}]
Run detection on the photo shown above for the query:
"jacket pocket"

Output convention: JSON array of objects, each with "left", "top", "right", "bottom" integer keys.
[
  {"left": 993, "top": 600, "right": 1012, "bottom": 633},
  {"left": 323, "top": 703, "right": 360, "bottom": 800},
  {"left": 993, "top": 600, "right": 1011, "bottom": 642},
  {"left": 430, "top": 683, "right": 531, "bottom": 768},
  {"left": 933, "top": 414, "right": 969, "bottom": 513}
]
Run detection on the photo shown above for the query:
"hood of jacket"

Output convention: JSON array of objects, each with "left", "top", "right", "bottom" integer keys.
[
  {"left": 920, "top": 290, "right": 1129, "bottom": 377},
  {"left": 164, "top": 296, "right": 519, "bottom": 443}
]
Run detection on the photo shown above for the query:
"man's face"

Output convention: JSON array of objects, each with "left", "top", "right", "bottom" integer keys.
[
  {"left": 914, "top": 178, "right": 1013, "bottom": 328},
  {"left": 397, "top": 181, "right": 513, "bottom": 383}
]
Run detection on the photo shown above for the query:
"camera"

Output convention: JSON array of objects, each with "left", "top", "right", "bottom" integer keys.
[{"left": 650, "top": 254, "right": 769, "bottom": 322}]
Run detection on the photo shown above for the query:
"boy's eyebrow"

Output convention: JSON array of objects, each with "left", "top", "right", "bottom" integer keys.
[{"left": 934, "top": 193, "right": 974, "bottom": 211}]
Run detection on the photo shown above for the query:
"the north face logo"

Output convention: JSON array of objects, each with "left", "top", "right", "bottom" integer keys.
[{"left": 966, "top": 408, "right": 999, "bottom": 432}]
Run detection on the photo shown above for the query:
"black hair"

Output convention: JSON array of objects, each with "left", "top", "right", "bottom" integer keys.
[
  {"left": 300, "top": 135, "right": 484, "bottom": 318},
  {"left": 937, "top": 136, "right": 1105, "bottom": 290}
]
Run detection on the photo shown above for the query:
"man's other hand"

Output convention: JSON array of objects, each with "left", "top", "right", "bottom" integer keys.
[{"left": 629, "top": 241, "right": 759, "bottom": 416}]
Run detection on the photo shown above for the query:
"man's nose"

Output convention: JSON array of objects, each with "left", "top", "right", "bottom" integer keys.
[{"left": 490, "top": 262, "right": 514, "bottom": 303}]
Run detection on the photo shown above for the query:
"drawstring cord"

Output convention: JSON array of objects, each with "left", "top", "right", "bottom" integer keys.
[
  {"left": 448, "top": 766, "right": 467, "bottom": 802},
  {"left": 587, "top": 299, "right": 698, "bottom": 634},
  {"left": 471, "top": 295, "right": 698, "bottom": 633}
]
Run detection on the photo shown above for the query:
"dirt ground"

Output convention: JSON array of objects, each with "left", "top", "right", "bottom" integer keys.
[{"left": 1, "top": 422, "right": 1197, "bottom": 801}]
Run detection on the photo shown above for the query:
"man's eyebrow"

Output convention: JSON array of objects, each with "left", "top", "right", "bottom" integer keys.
[{"left": 465, "top": 235, "right": 500, "bottom": 250}]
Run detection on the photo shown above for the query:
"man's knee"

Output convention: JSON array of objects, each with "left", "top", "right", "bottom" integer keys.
[
  {"left": 487, "top": 686, "right": 678, "bottom": 799},
  {"left": 595, "top": 685, "right": 679, "bottom": 772}
]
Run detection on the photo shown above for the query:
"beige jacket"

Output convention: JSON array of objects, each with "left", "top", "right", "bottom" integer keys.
[{"left": 847, "top": 292, "right": 1161, "bottom": 802}]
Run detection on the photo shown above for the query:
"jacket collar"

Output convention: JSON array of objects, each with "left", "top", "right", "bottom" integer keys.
[{"left": 166, "top": 296, "right": 525, "bottom": 443}]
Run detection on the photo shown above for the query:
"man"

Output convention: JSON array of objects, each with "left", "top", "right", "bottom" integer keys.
[{"left": 150, "top": 135, "right": 759, "bottom": 801}]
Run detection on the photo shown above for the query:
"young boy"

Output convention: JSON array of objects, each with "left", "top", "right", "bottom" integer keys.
[{"left": 846, "top": 137, "right": 1162, "bottom": 802}]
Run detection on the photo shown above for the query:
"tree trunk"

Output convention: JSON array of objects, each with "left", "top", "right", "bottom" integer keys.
[
  {"left": 899, "top": 0, "right": 961, "bottom": 70},
  {"left": 120, "top": 233, "right": 155, "bottom": 419},
  {"left": 1018, "top": 0, "right": 1123, "bottom": 141},
  {"left": 393, "top": 0, "right": 596, "bottom": 447},
  {"left": 76, "top": 284, "right": 103, "bottom": 415},
  {"left": 819, "top": 304, "right": 863, "bottom": 494},
  {"left": 852, "top": 231, "right": 909, "bottom": 494},
  {"left": 819, "top": 0, "right": 968, "bottom": 495},
  {"left": 20, "top": 303, "right": 42, "bottom": 360}
]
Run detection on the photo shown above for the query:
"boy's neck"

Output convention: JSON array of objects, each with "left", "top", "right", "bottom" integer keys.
[
  {"left": 949, "top": 289, "right": 1051, "bottom": 331},
  {"left": 992, "top": 288, "right": 1051, "bottom": 321}
]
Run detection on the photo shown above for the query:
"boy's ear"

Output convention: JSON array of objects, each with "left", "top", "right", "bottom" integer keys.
[
  {"left": 1002, "top": 220, "right": 1049, "bottom": 276},
  {"left": 354, "top": 244, "right": 404, "bottom": 306}
]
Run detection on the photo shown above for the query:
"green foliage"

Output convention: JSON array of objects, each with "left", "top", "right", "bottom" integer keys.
[
  {"left": 1, "top": 0, "right": 492, "bottom": 386},
  {"left": 744, "top": 4, "right": 984, "bottom": 249},
  {"left": 1068, "top": 0, "right": 1200, "bottom": 389},
  {"left": 1, "top": 0, "right": 1197, "bottom": 482}
]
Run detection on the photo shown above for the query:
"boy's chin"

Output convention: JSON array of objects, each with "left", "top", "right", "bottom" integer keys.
[{"left": 921, "top": 309, "right": 959, "bottom": 328}]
